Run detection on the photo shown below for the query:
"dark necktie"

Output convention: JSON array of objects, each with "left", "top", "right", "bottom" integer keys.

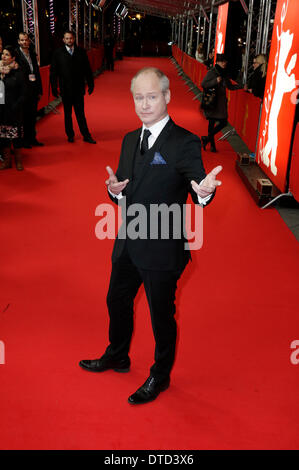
[{"left": 140, "top": 129, "right": 151, "bottom": 155}]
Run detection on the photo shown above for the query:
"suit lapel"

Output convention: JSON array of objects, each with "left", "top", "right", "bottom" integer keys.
[{"left": 123, "top": 128, "right": 142, "bottom": 198}]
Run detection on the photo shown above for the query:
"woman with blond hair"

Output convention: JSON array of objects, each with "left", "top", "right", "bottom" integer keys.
[
  {"left": 245, "top": 54, "right": 267, "bottom": 99},
  {"left": 195, "top": 42, "right": 205, "bottom": 63}
]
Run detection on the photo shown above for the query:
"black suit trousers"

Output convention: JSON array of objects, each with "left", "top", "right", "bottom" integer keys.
[
  {"left": 105, "top": 247, "right": 185, "bottom": 381},
  {"left": 23, "top": 93, "right": 38, "bottom": 144},
  {"left": 62, "top": 93, "right": 90, "bottom": 139}
]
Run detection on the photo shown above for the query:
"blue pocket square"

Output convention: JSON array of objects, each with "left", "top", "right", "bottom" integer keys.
[{"left": 150, "top": 152, "right": 167, "bottom": 165}]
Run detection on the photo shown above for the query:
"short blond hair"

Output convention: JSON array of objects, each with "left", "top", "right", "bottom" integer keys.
[{"left": 130, "top": 67, "right": 170, "bottom": 94}]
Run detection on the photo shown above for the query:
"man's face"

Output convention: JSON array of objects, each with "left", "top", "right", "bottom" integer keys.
[
  {"left": 18, "top": 34, "right": 30, "bottom": 50},
  {"left": 63, "top": 33, "right": 75, "bottom": 47},
  {"left": 132, "top": 72, "right": 170, "bottom": 128},
  {"left": 217, "top": 60, "right": 227, "bottom": 69}
]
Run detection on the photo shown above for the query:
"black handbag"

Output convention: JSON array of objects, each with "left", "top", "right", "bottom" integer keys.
[{"left": 201, "top": 86, "right": 217, "bottom": 111}]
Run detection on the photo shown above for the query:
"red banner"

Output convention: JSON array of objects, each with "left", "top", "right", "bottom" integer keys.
[
  {"left": 214, "top": 2, "right": 229, "bottom": 60},
  {"left": 290, "top": 125, "right": 299, "bottom": 202},
  {"left": 256, "top": 0, "right": 299, "bottom": 192}
]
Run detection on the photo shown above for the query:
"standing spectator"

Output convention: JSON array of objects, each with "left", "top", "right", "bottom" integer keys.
[
  {"left": 0, "top": 46, "right": 25, "bottom": 170},
  {"left": 15, "top": 32, "right": 44, "bottom": 148},
  {"left": 104, "top": 33, "right": 115, "bottom": 71},
  {"left": 50, "top": 31, "right": 96, "bottom": 144},
  {"left": 245, "top": 54, "right": 267, "bottom": 99},
  {"left": 204, "top": 48, "right": 215, "bottom": 69},
  {"left": 201, "top": 54, "right": 240, "bottom": 152},
  {"left": 195, "top": 43, "right": 205, "bottom": 63}
]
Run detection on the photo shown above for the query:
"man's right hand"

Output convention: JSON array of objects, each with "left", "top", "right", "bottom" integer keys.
[{"left": 105, "top": 166, "right": 129, "bottom": 195}]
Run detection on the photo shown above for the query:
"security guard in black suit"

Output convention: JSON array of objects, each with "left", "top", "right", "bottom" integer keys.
[{"left": 50, "top": 31, "right": 96, "bottom": 144}]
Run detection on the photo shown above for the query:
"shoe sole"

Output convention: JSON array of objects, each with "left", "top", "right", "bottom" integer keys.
[{"left": 79, "top": 362, "right": 130, "bottom": 373}]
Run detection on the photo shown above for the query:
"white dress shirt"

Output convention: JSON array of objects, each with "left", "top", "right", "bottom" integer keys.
[{"left": 66, "top": 45, "right": 74, "bottom": 55}]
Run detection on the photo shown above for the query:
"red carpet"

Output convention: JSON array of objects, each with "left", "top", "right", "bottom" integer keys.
[{"left": 0, "top": 57, "right": 299, "bottom": 450}]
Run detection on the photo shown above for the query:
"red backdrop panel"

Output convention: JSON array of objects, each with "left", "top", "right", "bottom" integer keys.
[
  {"left": 289, "top": 125, "right": 299, "bottom": 201},
  {"left": 256, "top": 0, "right": 299, "bottom": 192},
  {"left": 214, "top": 2, "right": 229, "bottom": 60}
]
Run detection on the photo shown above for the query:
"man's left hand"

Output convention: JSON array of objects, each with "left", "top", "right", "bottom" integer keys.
[{"left": 191, "top": 165, "right": 223, "bottom": 198}]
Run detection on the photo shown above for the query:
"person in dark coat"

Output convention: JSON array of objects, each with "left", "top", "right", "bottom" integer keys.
[
  {"left": 15, "top": 32, "right": 43, "bottom": 148},
  {"left": 104, "top": 33, "right": 115, "bottom": 71},
  {"left": 50, "top": 30, "right": 96, "bottom": 144},
  {"left": 79, "top": 67, "right": 223, "bottom": 405},
  {"left": 0, "top": 45, "right": 25, "bottom": 170},
  {"left": 204, "top": 47, "right": 214, "bottom": 69},
  {"left": 201, "top": 53, "right": 240, "bottom": 152},
  {"left": 245, "top": 54, "right": 267, "bottom": 100}
]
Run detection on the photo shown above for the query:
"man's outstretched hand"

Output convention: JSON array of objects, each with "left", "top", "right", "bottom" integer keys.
[
  {"left": 191, "top": 165, "right": 223, "bottom": 198},
  {"left": 105, "top": 166, "right": 129, "bottom": 195}
]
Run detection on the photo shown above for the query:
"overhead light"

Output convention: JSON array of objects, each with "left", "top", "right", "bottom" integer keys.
[
  {"left": 84, "top": 0, "right": 104, "bottom": 10},
  {"left": 115, "top": 3, "right": 128, "bottom": 19}
]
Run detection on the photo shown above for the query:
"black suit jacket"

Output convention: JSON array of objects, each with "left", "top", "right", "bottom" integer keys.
[
  {"left": 109, "top": 118, "right": 215, "bottom": 271},
  {"left": 15, "top": 46, "right": 42, "bottom": 97},
  {"left": 50, "top": 45, "right": 94, "bottom": 98},
  {"left": 0, "top": 67, "right": 25, "bottom": 126}
]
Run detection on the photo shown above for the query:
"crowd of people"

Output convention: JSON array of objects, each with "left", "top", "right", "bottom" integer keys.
[
  {"left": 191, "top": 44, "right": 268, "bottom": 152},
  {"left": 0, "top": 28, "right": 268, "bottom": 172},
  {"left": 0, "top": 30, "right": 120, "bottom": 171},
  {"left": 0, "top": 32, "right": 44, "bottom": 171}
]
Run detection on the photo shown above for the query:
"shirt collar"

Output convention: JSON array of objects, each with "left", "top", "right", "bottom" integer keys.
[{"left": 141, "top": 115, "right": 170, "bottom": 140}]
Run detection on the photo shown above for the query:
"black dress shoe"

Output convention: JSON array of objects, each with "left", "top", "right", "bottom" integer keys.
[
  {"left": 201, "top": 136, "right": 208, "bottom": 151},
  {"left": 83, "top": 136, "right": 97, "bottom": 144},
  {"left": 128, "top": 376, "right": 170, "bottom": 405},
  {"left": 79, "top": 355, "right": 130, "bottom": 373},
  {"left": 31, "top": 140, "right": 44, "bottom": 147},
  {"left": 23, "top": 142, "right": 32, "bottom": 149},
  {"left": 68, "top": 137, "right": 74, "bottom": 143},
  {"left": 210, "top": 146, "right": 217, "bottom": 153}
]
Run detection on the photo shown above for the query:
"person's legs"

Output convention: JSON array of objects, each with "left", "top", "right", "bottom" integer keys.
[
  {"left": 202, "top": 119, "right": 216, "bottom": 151},
  {"left": 208, "top": 119, "right": 227, "bottom": 151},
  {"left": 73, "top": 94, "right": 91, "bottom": 139},
  {"left": 23, "top": 96, "right": 38, "bottom": 145},
  {"left": 140, "top": 267, "right": 184, "bottom": 382},
  {"left": 0, "top": 139, "right": 12, "bottom": 170},
  {"left": 105, "top": 254, "right": 143, "bottom": 360},
  {"left": 62, "top": 97, "right": 74, "bottom": 140},
  {"left": 13, "top": 138, "right": 24, "bottom": 171},
  {"left": 79, "top": 251, "right": 143, "bottom": 372}
]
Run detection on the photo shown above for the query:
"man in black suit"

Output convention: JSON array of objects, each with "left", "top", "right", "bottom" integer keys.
[
  {"left": 15, "top": 32, "right": 44, "bottom": 148},
  {"left": 104, "top": 33, "right": 115, "bottom": 71},
  {"left": 79, "top": 67, "right": 222, "bottom": 404},
  {"left": 50, "top": 31, "right": 96, "bottom": 144}
]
